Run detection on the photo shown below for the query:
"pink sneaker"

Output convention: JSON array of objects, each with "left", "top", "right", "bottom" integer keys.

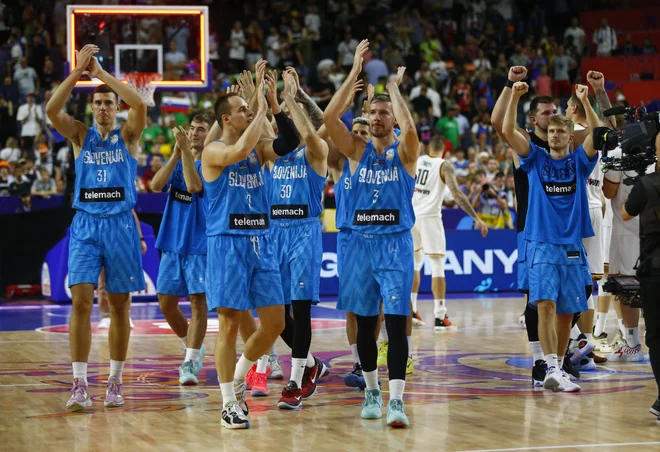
[
  {"left": 251, "top": 372, "right": 269, "bottom": 397},
  {"left": 66, "top": 378, "right": 92, "bottom": 411},
  {"left": 245, "top": 363, "right": 272, "bottom": 390},
  {"left": 104, "top": 376, "right": 125, "bottom": 408}
]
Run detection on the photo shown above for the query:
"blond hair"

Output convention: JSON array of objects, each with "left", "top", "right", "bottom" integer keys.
[{"left": 548, "top": 115, "right": 574, "bottom": 133}]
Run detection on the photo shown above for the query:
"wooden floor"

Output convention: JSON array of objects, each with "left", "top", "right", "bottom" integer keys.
[{"left": 1, "top": 296, "right": 660, "bottom": 452}]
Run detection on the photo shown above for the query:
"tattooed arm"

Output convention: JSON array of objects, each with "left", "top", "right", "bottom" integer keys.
[
  {"left": 441, "top": 162, "right": 489, "bottom": 237},
  {"left": 284, "top": 67, "right": 324, "bottom": 130},
  {"left": 586, "top": 70, "right": 616, "bottom": 129}
]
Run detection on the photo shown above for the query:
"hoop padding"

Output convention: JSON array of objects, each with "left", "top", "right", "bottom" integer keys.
[{"left": 125, "top": 73, "right": 163, "bottom": 108}]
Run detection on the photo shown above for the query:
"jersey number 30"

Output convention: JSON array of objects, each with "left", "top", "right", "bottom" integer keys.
[{"left": 280, "top": 185, "right": 292, "bottom": 199}]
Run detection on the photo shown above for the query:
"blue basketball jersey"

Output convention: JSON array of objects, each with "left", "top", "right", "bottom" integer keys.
[
  {"left": 72, "top": 126, "right": 137, "bottom": 215},
  {"left": 347, "top": 140, "right": 416, "bottom": 234},
  {"left": 204, "top": 148, "right": 269, "bottom": 236},
  {"left": 520, "top": 141, "right": 596, "bottom": 244},
  {"left": 269, "top": 146, "right": 326, "bottom": 224},
  {"left": 155, "top": 160, "right": 207, "bottom": 255},
  {"left": 334, "top": 159, "right": 352, "bottom": 230}
]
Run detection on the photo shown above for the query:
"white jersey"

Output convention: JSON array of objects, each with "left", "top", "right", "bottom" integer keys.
[
  {"left": 587, "top": 150, "right": 604, "bottom": 209},
  {"left": 413, "top": 155, "right": 447, "bottom": 218}
]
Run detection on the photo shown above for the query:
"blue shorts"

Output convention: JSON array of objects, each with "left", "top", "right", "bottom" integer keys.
[
  {"left": 206, "top": 234, "right": 284, "bottom": 312},
  {"left": 526, "top": 240, "right": 589, "bottom": 315},
  {"left": 337, "top": 230, "right": 413, "bottom": 317},
  {"left": 157, "top": 250, "right": 206, "bottom": 296},
  {"left": 271, "top": 219, "right": 322, "bottom": 304},
  {"left": 68, "top": 210, "right": 145, "bottom": 293},
  {"left": 517, "top": 232, "right": 529, "bottom": 293}
]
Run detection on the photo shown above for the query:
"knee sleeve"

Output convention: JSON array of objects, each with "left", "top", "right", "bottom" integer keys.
[
  {"left": 413, "top": 250, "right": 424, "bottom": 272},
  {"left": 356, "top": 315, "right": 379, "bottom": 372},
  {"left": 291, "top": 300, "right": 312, "bottom": 359},
  {"left": 525, "top": 303, "right": 539, "bottom": 342},
  {"left": 384, "top": 314, "right": 408, "bottom": 381},
  {"left": 280, "top": 304, "right": 295, "bottom": 348},
  {"left": 429, "top": 255, "right": 445, "bottom": 278}
]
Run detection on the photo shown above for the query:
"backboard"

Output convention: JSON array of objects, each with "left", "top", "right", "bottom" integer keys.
[{"left": 65, "top": 5, "right": 211, "bottom": 92}]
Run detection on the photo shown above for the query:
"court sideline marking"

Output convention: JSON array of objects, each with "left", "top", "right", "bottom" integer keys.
[{"left": 461, "top": 441, "right": 660, "bottom": 452}]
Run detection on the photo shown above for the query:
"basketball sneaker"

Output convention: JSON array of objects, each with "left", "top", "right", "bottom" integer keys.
[
  {"left": 593, "top": 332, "right": 611, "bottom": 353},
  {"left": 344, "top": 363, "right": 366, "bottom": 390},
  {"left": 278, "top": 381, "right": 303, "bottom": 410},
  {"left": 649, "top": 397, "right": 660, "bottom": 417},
  {"left": 575, "top": 356, "right": 596, "bottom": 371},
  {"left": 532, "top": 359, "right": 547, "bottom": 387},
  {"left": 386, "top": 399, "right": 409, "bottom": 428},
  {"left": 434, "top": 315, "right": 457, "bottom": 331},
  {"left": 406, "top": 356, "right": 414, "bottom": 374},
  {"left": 245, "top": 363, "right": 272, "bottom": 390},
  {"left": 268, "top": 353, "right": 284, "bottom": 379},
  {"left": 590, "top": 352, "right": 608, "bottom": 364},
  {"left": 235, "top": 380, "right": 249, "bottom": 415},
  {"left": 221, "top": 401, "right": 249, "bottom": 429},
  {"left": 562, "top": 356, "right": 580, "bottom": 380},
  {"left": 65, "top": 378, "right": 92, "bottom": 411},
  {"left": 104, "top": 376, "right": 125, "bottom": 407},
  {"left": 606, "top": 342, "right": 644, "bottom": 362},
  {"left": 543, "top": 366, "right": 563, "bottom": 391},
  {"left": 560, "top": 370, "right": 581, "bottom": 392},
  {"left": 193, "top": 343, "right": 206, "bottom": 374},
  {"left": 301, "top": 357, "right": 324, "bottom": 398},
  {"left": 251, "top": 371, "right": 269, "bottom": 397},
  {"left": 608, "top": 331, "right": 626, "bottom": 353},
  {"left": 98, "top": 317, "right": 111, "bottom": 329},
  {"left": 179, "top": 360, "right": 199, "bottom": 385},
  {"left": 569, "top": 334, "right": 596, "bottom": 365},
  {"left": 412, "top": 311, "right": 425, "bottom": 326},
  {"left": 360, "top": 388, "right": 383, "bottom": 419},
  {"left": 377, "top": 340, "right": 388, "bottom": 367}
]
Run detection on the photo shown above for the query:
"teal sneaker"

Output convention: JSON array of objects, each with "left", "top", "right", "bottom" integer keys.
[
  {"left": 360, "top": 388, "right": 383, "bottom": 419},
  {"left": 193, "top": 343, "right": 206, "bottom": 374},
  {"left": 179, "top": 360, "right": 199, "bottom": 385},
  {"left": 386, "top": 399, "right": 409, "bottom": 428}
]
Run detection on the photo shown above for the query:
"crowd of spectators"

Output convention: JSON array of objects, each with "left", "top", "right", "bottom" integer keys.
[{"left": 0, "top": 0, "right": 645, "bottom": 226}]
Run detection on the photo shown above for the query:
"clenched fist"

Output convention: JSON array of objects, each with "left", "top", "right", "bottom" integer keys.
[
  {"left": 587, "top": 71, "right": 605, "bottom": 90},
  {"left": 508, "top": 66, "right": 527, "bottom": 82},
  {"left": 575, "top": 84, "right": 589, "bottom": 102},
  {"left": 512, "top": 81, "right": 529, "bottom": 97}
]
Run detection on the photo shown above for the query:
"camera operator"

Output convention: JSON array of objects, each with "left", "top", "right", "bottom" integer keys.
[{"left": 620, "top": 133, "right": 660, "bottom": 420}]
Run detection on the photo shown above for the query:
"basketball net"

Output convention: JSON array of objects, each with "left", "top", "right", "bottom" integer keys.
[{"left": 124, "top": 73, "right": 163, "bottom": 108}]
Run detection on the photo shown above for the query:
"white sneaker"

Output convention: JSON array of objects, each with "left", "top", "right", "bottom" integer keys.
[
  {"left": 268, "top": 354, "right": 284, "bottom": 380},
  {"left": 543, "top": 366, "right": 563, "bottom": 391},
  {"left": 129, "top": 318, "right": 135, "bottom": 329},
  {"left": 518, "top": 313, "right": 526, "bottom": 328},
  {"left": 560, "top": 371, "right": 581, "bottom": 392},
  {"left": 98, "top": 317, "right": 111, "bottom": 329},
  {"left": 606, "top": 343, "right": 644, "bottom": 362}
]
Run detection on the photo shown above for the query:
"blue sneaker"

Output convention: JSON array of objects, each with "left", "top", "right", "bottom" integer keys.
[
  {"left": 344, "top": 363, "right": 366, "bottom": 390},
  {"left": 386, "top": 399, "right": 409, "bottom": 428},
  {"left": 194, "top": 344, "right": 206, "bottom": 374},
  {"left": 179, "top": 360, "right": 198, "bottom": 385},
  {"left": 360, "top": 388, "right": 383, "bottom": 419}
]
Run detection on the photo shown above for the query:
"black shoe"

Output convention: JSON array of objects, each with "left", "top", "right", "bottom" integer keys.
[
  {"left": 650, "top": 398, "right": 660, "bottom": 417},
  {"left": 563, "top": 356, "right": 580, "bottom": 379},
  {"left": 532, "top": 360, "right": 547, "bottom": 387}
]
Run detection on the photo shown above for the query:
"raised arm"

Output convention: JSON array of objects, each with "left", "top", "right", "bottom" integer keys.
[
  {"left": 285, "top": 67, "right": 324, "bottom": 130},
  {"left": 491, "top": 66, "right": 530, "bottom": 143},
  {"left": 587, "top": 70, "right": 616, "bottom": 129},
  {"left": 441, "top": 163, "right": 488, "bottom": 237},
  {"left": 149, "top": 145, "right": 181, "bottom": 192},
  {"left": 86, "top": 56, "right": 147, "bottom": 145},
  {"left": 45, "top": 45, "right": 97, "bottom": 148},
  {"left": 323, "top": 39, "right": 370, "bottom": 160},
  {"left": 502, "top": 82, "right": 531, "bottom": 157},
  {"left": 174, "top": 126, "right": 203, "bottom": 193},
  {"left": 387, "top": 66, "right": 419, "bottom": 167},
  {"left": 575, "top": 84, "right": 598, "bottom": 158}
]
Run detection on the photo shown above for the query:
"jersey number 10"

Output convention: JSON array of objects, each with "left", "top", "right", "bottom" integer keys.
[{"left": 416, "top": 169, "right": 429, "bottom": 185}]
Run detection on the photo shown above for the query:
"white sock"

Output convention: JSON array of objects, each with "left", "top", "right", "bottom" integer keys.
[
  {"left": 570, "top": 324, "right": 581, "bottom": 340},
  {"left": 234, "top": 354, "right": 256, "bottom": 381},
  {"left": 305, "top": 352, "right": 315, "bottom": 368},
  {"left": 529, "top": 341, "right": 544, "bottom": 362},
  {"left": 434, "top": 299, "right": 446, "bottom": 319},
  {"left": 594, "top": 312, "right": 608, "bottom": 336},
  {"left": 291, "top": 358, "right": 306, "bottom": 387},
  {"left": 545, "top": 353, "right": 559, "bottom": 369},
  {"left": 380, "top": 327, "right": 388, "bottom": 341},
  {"left": 256, "top": 354, "right": 269, "bottom": 374},
  {"left": 618, "top": 318, "right": 625, "bottom": 336},
  {"left": 72, "top": 362, "right": 88, "bottom": 385},
  {"left": 585, "top": 333, "right": 593, "bottom": 341},
  {"left": 185, "top": 348, "right": 200, "bottom": 363},
  {"left": 350, "top": 344, "right": 360, "bottom": 364},
  {"left": 627, "top": 327, "right": 641, "bottom": 347},
  {"left": 363, "top": 369, "right": 379, "bottom": 390},
  {"left": 269, "top": 343, "right": 278, "bottom": 356},
  {"left": 411, "top": 293, "right": 418, "bottom": 313},
  {"left": 179, "top": 336, "right": 187, "bottom": 347},
  {"left": 407, "top": 335, "right": 412, "bottom": 357},
  {"left": 220, "top": 381, "right": 236, "bottom": 406},
  {"left": 389, "top": 379, "right": 406, "bottom": 401},
  {"left": 110, "top": 359, "right": 124, "bottom": 383}
]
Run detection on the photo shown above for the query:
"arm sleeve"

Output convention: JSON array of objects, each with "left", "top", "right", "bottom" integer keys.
[
  {"left": 518, "top": 141, "right": 540, "bottom": 174},
  {"left": 272, "top": 111, "right": 300, "bottom": 157},
  {"left": 625, "top": 178, "right": 648, "bottom": 217}
]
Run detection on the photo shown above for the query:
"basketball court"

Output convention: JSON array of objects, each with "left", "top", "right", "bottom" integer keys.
[{"left": 1, "top": 294, "right": 659, "bottom": 451}]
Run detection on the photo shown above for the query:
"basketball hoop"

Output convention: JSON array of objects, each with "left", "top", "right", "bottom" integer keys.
[{"left": 124, "top": 72, "right": 163, "bottom": 108}]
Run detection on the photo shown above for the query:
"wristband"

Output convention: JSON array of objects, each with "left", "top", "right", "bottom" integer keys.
[{"left": 506, "top": 79, "right": 515, "bottom": 88}]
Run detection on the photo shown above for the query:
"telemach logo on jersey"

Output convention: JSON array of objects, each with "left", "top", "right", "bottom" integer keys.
[
  {"left": 354, "top": 209, "right": 400, "bottom": 225},
  {"left": 80, "top": 187, "right": 125, "bottom": 202},
  {"left": 229, "top": 214, "right": 269, "bottom": 229},
  {"left": 271, "top": 204, "right": 308, "bottom": 219},
  {"left": 542, "top": 180, "right": 576, "bottom": 196},
  {"left": 170, "top": 188, "right": 192, "bottom": 204}
]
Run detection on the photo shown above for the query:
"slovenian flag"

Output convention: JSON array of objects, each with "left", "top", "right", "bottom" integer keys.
[{"left": 161, "top": 96, "right": 191, "bottom": 113}]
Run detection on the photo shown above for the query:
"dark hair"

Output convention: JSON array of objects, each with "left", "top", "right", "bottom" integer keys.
[
  {"left": 92, "top": 84, "right": 118, "bottom": 102},
  {"left": 191, "top": 112, "right": 214, "bottom": 127},
  {"left": 529, "top": 96, "right": 555, "bottom": 116},
  {"left": 429, "top": 135, "right": 445, "bottom": 152},
  {"left": 352, "top": 117, "right": 369, "bottom": 126},
  {"left": 151, "top": 153, "right": 164, "bottom": 161},
  {"left": 495, "top": 171, "right": 505, "bottom": 178},
  {"left": 214, "top": 93, "right": 240, "bottom": 122}
]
